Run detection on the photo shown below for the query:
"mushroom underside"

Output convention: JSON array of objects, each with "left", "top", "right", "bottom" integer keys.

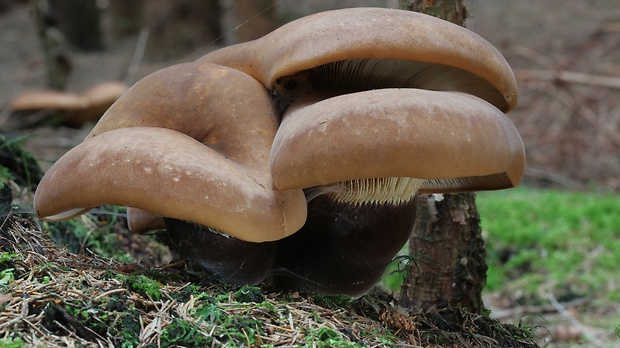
[
  {"left": 200, "top": 7, "right": 517, "bottom": 112},
  {"left": 272, "top": 58, "right": 510, "bottom": 112}
]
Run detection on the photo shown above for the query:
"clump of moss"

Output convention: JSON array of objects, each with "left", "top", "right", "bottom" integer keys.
[
  {"left": 234, "top": 285, "right": 264, "bottom": 303},
  {"left": 308, "top": 327, "right": 361, "bottom": 347},
  {"left": 43, "top": 206, "right": 134, "bottom": 264},
  {"left": 0, "top": 336, "right": 26, "bottom": 348},
  {"left": 87, "top": 295, "right": 142, "bottom": 347},
  {"left": 117, "top": 314, "right": 142, "bottom": 347},
  {"left": 312, "top": 294, "right": 354, "bottom": 308},
  {"left": 161, "top": 318, "right": 209, "bottom": 347},
  {"left": 168, "top": 283, "right": 204, "bottom": 302},
  {"left": 0, "top": 134, "right": 42, "bottom": 190},
  {"left": 124, "top": 274, "right": 161, "bottom": 300},
  {"left": 56, "top": 297, "right": 142, "bottom": 347}
]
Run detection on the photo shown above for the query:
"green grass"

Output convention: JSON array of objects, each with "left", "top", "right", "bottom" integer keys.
[{"left": 477, "top": 186, "right": 620, "bottom": 302}]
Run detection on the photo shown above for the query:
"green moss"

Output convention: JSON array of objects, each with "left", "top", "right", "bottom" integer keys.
[
  {"left": 160, "top": 318, "right": 210, "bottom": 347},
  {"left": 0, "top": 252, "right": 19, "bottom": 264},
  {"left": 305, "top": 327, "right": 362, "bottom": 347},
  {"left": 99, "top": 306, "right": 141, "bottom": 347},
  {"left": 312, "top": 294, "right": 354, "bottom": 308},
  {"left": 0, "top": 336, "right": 26, "bottom": 348},
  {"left": 43, "top": 207, "right": 133, "bottom": 264},
  {"left": 316, "top": 327, "right": 339, "bottom": 341},
  {"left": 0, "top": 269, "right": 15, "bottom": 287},
  {"left": 124, "top": 274, "right": 161, "bottom": 300},
  {"left": 233, "top": 285, "right": 264, "bottom": 303},
  {"left": 0, "top": 133, "right": 43, "bottom": 190},
  {"left": 186, "top": 297, "right": 268, "bottom": 346},
  {"left": 168, "top": 284, "right": 204, "bottom": 302},
  {"left": 60, "top": 298, "right": 141, "bottom": 347}
]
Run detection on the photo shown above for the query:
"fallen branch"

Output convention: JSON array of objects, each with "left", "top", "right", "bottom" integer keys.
[
  {"left": 515, "top": 69, "right": 620, "bottom": 89},
  {"left": 524, "top": 167, "right": 583, "bottom": 190},
  {"left": 489, "top": 296, "right": 591, "bottom": 320},
  {"left": 548, "top": 292, "right": 604, "bottom": 346}
]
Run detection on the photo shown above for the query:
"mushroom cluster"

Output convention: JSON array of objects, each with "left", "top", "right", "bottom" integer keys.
[{"left": 34, "top": 8, "right": 525, "bottom": 296}]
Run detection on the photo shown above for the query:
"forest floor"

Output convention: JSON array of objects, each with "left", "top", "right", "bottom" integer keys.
[{"left": 1, "top": 1, "right": 619, "bottom": 347}]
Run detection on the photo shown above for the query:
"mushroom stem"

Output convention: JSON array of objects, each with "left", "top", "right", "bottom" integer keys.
[
  {"left": 274, "top": 194, "right": 417, "bottom": 297},
  {"left": 162, "top": 219, "right": 278, "bottom": 285}
]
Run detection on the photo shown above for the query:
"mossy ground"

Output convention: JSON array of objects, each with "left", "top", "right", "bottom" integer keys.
[{"left": 0, "top": 210, "right": 538, "bottom": 347}]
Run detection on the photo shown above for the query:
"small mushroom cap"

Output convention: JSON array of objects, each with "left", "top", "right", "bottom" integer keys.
[
  {"left": 270, "top": 89, "right": 525, "bottom": 193},
  {"left": 35, "top": 127, "right": 307, "bottom": 243},
  {"left": 199, "top": 7, "right": 517, "bottom": 111},
  {"left": 127, "top": 208, "right": 166, "bottom": 234},
  {"left": 9, "top": 82, "right": 127, "bottom": 112},
  {"left": 80, "top": 81, "right": 128, "bottom": 109},
  {"left": 10, "top": 81, "right": 128, "bottom": 126},
  {"left": 69, "top": 81, "right": 129, "bottom": 126},
  {"left": 10, "top": 89, "right": 87, "bottom": 111}
]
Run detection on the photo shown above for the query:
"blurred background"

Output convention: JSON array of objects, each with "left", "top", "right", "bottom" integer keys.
[
  {"left": 1, "top": 0, "right": 619, "bottom": 346},
  {"left": 1, "top": 0, "right": 619, "bottom": 190}
]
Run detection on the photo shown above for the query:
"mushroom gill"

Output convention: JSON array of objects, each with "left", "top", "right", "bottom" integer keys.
[{"left": 199, "top": 7, "right": 517, "bottom": 112}]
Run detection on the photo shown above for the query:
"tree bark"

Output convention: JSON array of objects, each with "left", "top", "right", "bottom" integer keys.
[
  {"left": 48, "top": 0, "right": 103, "bottom": 51},
  {"left": 108, "top": 0, "right": 144, "bottom": 38},
  {"left": 398, "top": 0, "right": 488, "bottom": 314},
  {"left": 400, "top": 194, "right": 487, "bottom": 312},
  {"left": 399, "top": 0, "right": 467, "bottom": 25},
  {"left": 32, "top": 0, "right": 72, "bottom": 90}
]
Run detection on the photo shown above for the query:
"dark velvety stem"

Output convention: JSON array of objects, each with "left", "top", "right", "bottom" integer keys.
[
  {"left": 273, "top": 195, "right": 417, "bottom": 296},
  {"left": 161, "top": 218, "right": 277, "bottom": 285}
]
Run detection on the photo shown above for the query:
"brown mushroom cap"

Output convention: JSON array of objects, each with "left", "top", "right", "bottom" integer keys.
[
  {"left": 10, "top": 81, "right": 127, "bottom": 113},
  {"left": 199, "top": 7, "right": 517, "bottom": 112},
  {"left": 80, "top": 81, "right": 128, "bottom": 108},
  {"left": 10, "top": 81, "right": 128, "bottom": 126},
  {"left": 70, "top": 81, "right": 128, "bottom": 124},
  {"left": 127, "top": 208, "right": 166, "bottom": 234},
  {"left": 10, "top": 89, "right": 87, "bottom": 111},
  {"left": 34, "top": 62, "right": 307, "bottom": 243},
  {"left": 270, "top": 89, "right": 525, "bottom": 194},
  {"left": 86, "top": 62, "right": 275, "bottom": 169},
  {"left": 35, "top": 127, "right": 306, "bottom": 242}
]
